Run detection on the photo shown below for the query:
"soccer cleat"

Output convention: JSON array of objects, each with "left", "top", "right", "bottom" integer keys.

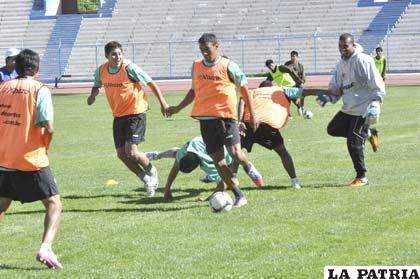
[
  {"left": 200, "top": 174, "right": 214, "bottom": 183},
  {"left": 291, "top": 181, "right": 302, "bottom": 189},
  {"left": 36, "top": 251, "right": 63, "bottom": 269},
  {"left": 233, "top": 196, "right": 248, "bottom": 208},
  {"left": 350, "top": 177, "right": 369, "bottom": 188},
  {"left": 145, "top": 151, "right": 159, "bottom": 161},
  {"left": 368, "top": 128, "right": 379, "bottom": 152},
  {"left": 247, "top": 163, "right": 264, "bottom": 188},
  {"left": 143, "top": 166, "right": 158, "bottom": 197}
]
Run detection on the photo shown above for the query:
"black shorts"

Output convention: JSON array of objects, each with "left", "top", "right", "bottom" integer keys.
[
  {"left": 0, "top": 167, "right": 60, "bottom": 203},
  {"left": 241, "top": 122, "right": 284, "bottom": 152},
  {"left": 113, "top": 113, "right": 146, "bottom": 149},
  {"left": 200, "top": 119, "right": 240, "bottom": 155}
]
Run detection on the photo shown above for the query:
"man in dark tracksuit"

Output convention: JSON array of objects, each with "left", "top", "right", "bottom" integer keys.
[{"left": 317, "top": 34, "right": 385, "bottom": 187}]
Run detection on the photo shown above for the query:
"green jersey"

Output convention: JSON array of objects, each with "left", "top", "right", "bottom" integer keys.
[{"left": 176, "top": 137, "right": 231, "bottom": 184}]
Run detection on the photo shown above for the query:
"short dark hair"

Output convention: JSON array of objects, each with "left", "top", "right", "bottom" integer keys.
[
  {"left": 376, "top": 46, "right": 383, "bottom": 52},
  {"left": 290, "top": 50, "right": 298, "bottom": 56},
  {"left": 179, "top": 152, "right": 200, "bottom": 173},
  {"left": 259, "top": 80, "right": 273, "bottom": 88},
  {"left": 265, "top": 59, "right": 274, "bottom": 67},
  {"left": 15, "top": 49, "right": 39, "bottom": 77},
  {"left": 104, "top": 41, "right": 123, "bottom": 58},
  {"left": 339, "top": 33, "right": 354, "bottom": 43},
  {"left": 198, "top": 33, "right": 218, "bottom": 45}
]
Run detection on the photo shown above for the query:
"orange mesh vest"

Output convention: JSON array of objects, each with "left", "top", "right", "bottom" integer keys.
[
  {"left": 191, "top": 57, "right": 237, "bottom": 119},
  {"left": 100, "top": 62, "right": 148, "bottom": 117},
  {"left": 0, "top": 79, "right": 50, "bottom": 171},
  {"left": 243, "top": 86, "right": 290, "bottom": 129}
]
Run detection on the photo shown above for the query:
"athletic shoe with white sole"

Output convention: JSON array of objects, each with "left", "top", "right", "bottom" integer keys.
[
  {"left": 143, "top": 166, "right": 158, "bottom": 197},
  {"left": 247, "top": 163, "right": 264, "bottom": 188},
  {"left": 368, "top": 128, "right": 379, "bottom": 152},
  {"left": 350, "top": 177, "right": 369, "bottom": 188},
  {"left": 233, "top": 196, "right": 248, "bottom": 208},
  {"left": 36, "top": 251, "right": 63, "bottom": 269}
]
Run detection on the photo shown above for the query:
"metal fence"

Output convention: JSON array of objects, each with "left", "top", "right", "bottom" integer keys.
[{"left": 2, "top": 32, "right": 419, "bottom": 83}]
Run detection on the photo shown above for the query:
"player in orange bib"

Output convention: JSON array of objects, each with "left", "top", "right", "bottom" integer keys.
[
  {"left": 0, "top": 49, "right": 63, "bottom": 269},
  {"left": 233, "top": 80, "right": 338, "bottom": 189},
  {"left": 87, "top": 41, "right": 169, "bottom": 197},
  {"left": 166, "top": 33, "right": 263, "bottom": 208}
]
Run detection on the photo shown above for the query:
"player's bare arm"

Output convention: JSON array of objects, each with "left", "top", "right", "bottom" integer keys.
[
  {"left": 166, "top": 88, "right": 195, "bottom": 116},
  {"left": 147, "top": 80, "right": 169, "bottom": 117},
  {"left": 302, "top": 88, "right": 340, "bottom": 97},
  {"left": 164, "top": 160, "right": 180, "bottom": 200},
  {"left": 87, "top": 87, "right": 100, "bottom": 105},
  {"left": 239, "top": 86, "right": 258, "bottom": 132}
]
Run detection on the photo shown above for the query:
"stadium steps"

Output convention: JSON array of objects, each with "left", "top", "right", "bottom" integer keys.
[
  {"left": 357, "top": 0, "right": 411, "bottom": 55},
  {"left": 38, "top": 15, "right": 83, "bottom": 82}
]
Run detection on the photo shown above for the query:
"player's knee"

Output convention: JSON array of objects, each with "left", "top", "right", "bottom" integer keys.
[
  {"left": 327, "top": 123, "right": 338, "bottom": 136},
  {"left": 215, "top": 160, "right": 229, "bottom": 169},
  {"left": 47, "top": 195, "right": 62, "bottom": 212}
]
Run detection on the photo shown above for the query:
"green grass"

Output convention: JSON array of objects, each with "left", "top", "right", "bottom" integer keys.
[{"left": 1, "top": 86, "right": 419, "bottom": 278}]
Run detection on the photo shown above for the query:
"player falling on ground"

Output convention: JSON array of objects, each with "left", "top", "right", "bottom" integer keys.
[
  {"left": 87, "top": 41, "right": 169, "bottom": 197},
  {"left": 166, "top": 33, "right": 263, "bottom": 208},
  {"left": 145, "top": 136, "right": 260, "bottom": 202}
]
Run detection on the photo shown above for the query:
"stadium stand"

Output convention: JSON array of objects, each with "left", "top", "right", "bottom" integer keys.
[
  {"left": 384, "top": 2, "right": 420, "bottom": 72},
  {"left": 357, "top": 0, "right": 411, "bottom": 55},
  {"left": 0, "top": 0, "right": 419, "bottom": 83},
  {"left": 0, "top": 0, "right": 54, "bottom": 60}
]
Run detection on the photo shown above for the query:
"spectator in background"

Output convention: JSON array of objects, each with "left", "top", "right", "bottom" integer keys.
[
  {"left": 284, "top": 50, "right": 305, "bottom": 88},
  {"left": 373, "top": 46, "right": 386, "bottom": 81},
  {"left": 0, "top": 48, "right": 20, "bottom": 82}
]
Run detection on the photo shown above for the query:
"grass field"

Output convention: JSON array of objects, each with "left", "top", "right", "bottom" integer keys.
[{"left": 1, "top": 86, "right": 419, "bottom": 278}]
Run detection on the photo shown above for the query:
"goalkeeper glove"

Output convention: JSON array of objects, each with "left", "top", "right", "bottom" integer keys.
[
  {"left": 366, "top": 101, "right": 381, "bottom": 125},
  {"left": 316, "top": 95, "right": 332, "bottom": 107}
]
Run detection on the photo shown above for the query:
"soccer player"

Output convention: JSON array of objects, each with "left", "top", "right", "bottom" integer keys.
[
  {"left": 87, "top": 41, "right": 169, "bottom": 197},
  {"left": 166, "top": 33, "right": 263, "bottom": 207},
  {"left": 0, "top": 48, "right": 19, "bottom": 82},
  {"left": 284, "top": 50, "right": 306, "bottom": 88},
  {"left": 232, "top": 80, "right": 338, "bottom": 189},
  {"left": 145, "top": 137, "right": 236, "bottom": 201},
  {"left": 316, "top": 33, "right": 385, "bottom": 187},
  {"left": 265, "top": 59, "right": 303, "bottom": 117},
  {"left": 373, "top": 46, "right": 386, "bottom": 81},
  {"left": 0, "top": 49, "right": 63, "bottom": 269}
]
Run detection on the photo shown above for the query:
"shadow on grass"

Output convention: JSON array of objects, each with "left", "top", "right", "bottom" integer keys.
[
  {"left": 8, "top": 203, "right": 204, "bottom": 216},
  {"left": 0, "top": 264, "right": 45, "bottom": 271},
  {"left": 240, "top": 183, "right": 346, "bottom": 190}
]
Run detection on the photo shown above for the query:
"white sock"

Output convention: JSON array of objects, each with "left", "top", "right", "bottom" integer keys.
[
  {"left": 40, "top": 243, "right": 52, "bottom": 253},
  {"left": 291, "top": 178, "right": 299, "bottom": 185}
]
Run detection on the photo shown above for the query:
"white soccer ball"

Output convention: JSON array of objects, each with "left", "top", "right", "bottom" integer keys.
[
  {"left": 209, "top": 192, "right": 233, "bottom": 212},
  {"left": 303, "top": 110, "right": 313, "bottom": 119}
]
